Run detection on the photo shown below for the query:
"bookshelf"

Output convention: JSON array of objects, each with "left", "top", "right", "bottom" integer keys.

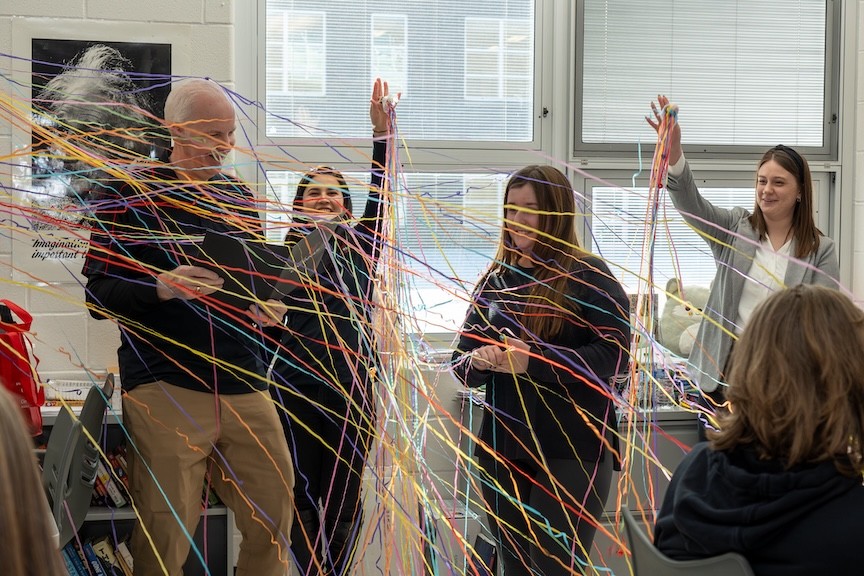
[{"left": 42, "top": 404, "right": 234, "bottom": 576}]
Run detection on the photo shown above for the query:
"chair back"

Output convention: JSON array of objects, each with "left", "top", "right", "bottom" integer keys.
[
  {"left": 42, "top": 374, "right": 114, "bottom": 547},
  {"left": 623, "top": 507, "right": 755, "bottom": 576}
]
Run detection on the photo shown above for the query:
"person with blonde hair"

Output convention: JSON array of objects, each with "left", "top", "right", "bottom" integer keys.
[
  {"left": 655, "top": 284, "right": 864, "bottom": 575},
  {"left": 0, "top": 387, "right": 65, "bottom": 575},
  {"left": 452, "top": 165, "right": 630, "bottom": 575}
]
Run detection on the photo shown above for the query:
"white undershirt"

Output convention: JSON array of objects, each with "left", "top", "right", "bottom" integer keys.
[
  {"left": 735, "top": 236, "right": 791, "bottom": 334},
  {"left": 667, "top": 153, "right": 791, "bottom": 334},
  {"left": 668, "top": 153, "right": 686, "bottom": 177}
]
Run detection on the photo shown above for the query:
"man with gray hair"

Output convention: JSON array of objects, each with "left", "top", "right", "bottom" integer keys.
[{"left": 83, "top": 77, "right": 294, "bottom": 576}]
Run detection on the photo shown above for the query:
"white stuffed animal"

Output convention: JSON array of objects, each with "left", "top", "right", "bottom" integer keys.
[{"left": 658, "top": 278, "right": 710, "bottom": 357}]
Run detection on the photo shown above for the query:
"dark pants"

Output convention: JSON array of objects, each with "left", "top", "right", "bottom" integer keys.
[
  {"left": 478, "top": 449, "right": 614, "bottom": 576},
  {"left": 272, "top": 383, "right": 374, "bottom": 576}
]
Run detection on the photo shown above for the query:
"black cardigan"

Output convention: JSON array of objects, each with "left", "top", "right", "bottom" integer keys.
[
  {"left": 268, "top": 140, "right": 387, "bottom": 398},
  {"left": 452, "top": 255, "right": 630, "bottom": 461}
]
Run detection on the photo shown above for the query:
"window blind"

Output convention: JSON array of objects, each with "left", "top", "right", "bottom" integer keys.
[
  {"left": 265, "top": 0, "right": 535, "bottom": 141},
  {"left": 581, "top": 0, "right": 827, "bottom": 148},
  {"left": 589, "top": 184, "right": 757, "bottom": 295}
]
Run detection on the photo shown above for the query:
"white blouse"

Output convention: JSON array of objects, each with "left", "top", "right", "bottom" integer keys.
[{"left": 735, "top": 236, "right": 791, "bottom": 334}]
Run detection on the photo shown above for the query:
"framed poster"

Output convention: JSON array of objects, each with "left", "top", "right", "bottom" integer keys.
[
  {"left": 7, "top": 20, "right": 190, "bottom": 284},
  {"left": 10, "top": 40, "right": 170, "bottom": 283}
]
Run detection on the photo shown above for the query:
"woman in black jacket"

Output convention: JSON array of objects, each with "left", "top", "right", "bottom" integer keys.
[
  {"left": 452, "top": 165, "right": 630, "bottom": 576},
  {"left": 269, "top": 78, "right": 394, "bottom": 576}
]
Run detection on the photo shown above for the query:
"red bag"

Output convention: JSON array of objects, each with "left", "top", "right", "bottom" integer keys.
[{"left": 0, "top": 300, "right": 44, "bottom": 436}]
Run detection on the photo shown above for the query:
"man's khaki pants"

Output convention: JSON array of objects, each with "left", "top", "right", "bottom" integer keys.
[{"left": 123, "top": 381, "right": 294, "bottom": 576}]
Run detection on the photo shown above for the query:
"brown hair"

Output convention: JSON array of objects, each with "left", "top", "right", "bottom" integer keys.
[
  {"left": 0, "top": 388, "right": 66, "bottom": 575},
  {"left": 293, "top": 167, "right": 353, "bottom": 216},
  {"left": 478, "top": 165, "right": 587, "bottom": 341},
  {"left": 711, "top": 285, "right": 864, "bottom": 478},
  {"left": 748, "top": 145, "right": 821, "bottom": 259}
]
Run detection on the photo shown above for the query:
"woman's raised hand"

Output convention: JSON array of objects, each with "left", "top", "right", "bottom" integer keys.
[
  {"left": 646, "top": 94, "right": 683, "bottom": 164},
  {"left": 371, "top": 77, "right": 399, "bottom": 135}
]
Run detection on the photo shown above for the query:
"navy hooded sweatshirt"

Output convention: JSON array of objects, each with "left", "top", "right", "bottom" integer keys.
[{"left": 654, "top": 442, "right": 864, "bottom": 575}]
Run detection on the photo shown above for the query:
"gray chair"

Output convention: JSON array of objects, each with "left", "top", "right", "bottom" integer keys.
[
  {"left": 622, "top": 507, "right": 755, "bottom": 576},
  {"left": 41, "top": 374, "right": 114, "bottom": 548}
]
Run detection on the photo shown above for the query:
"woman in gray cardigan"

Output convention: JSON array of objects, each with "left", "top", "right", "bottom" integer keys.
[{"left": 647, "top": 95, "right": 840, "bottom": 435}]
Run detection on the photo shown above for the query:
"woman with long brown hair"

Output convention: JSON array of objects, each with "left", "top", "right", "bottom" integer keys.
[
  {"left": 647, "top": 95, "right": 840, "bottom": 436},
  {"left": 452, "top": 165, "right": 630, "bottom": 575}
]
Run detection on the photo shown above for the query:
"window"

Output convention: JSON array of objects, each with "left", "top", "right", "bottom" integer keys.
[
  {"left": 263, "top": 0, "right": 536, "bottom": 141},
  {"left": 257, "top": 0, "right": 539, "bottom": 332},
  {"left": 589, "top": 184, "right": 756, "bottom": 295},
  {"left": 372, "top": 15, "right": 407, "bottom": 97},
  {"left": 464, "top": 18, "right": 533, "bottom": 101},
  {"left": 395, "top": 173, "right": 505, "bottom": 331},
  {"left": 577, "top": 0, "right": 836, "bottom": 156},
  {"left": 266, "top": 10, "right": 326, "bottom": 100},
  {"left": 244, "top": 0, "right": 845, "bottom": 334},
  {"left": 264, "top": 169, "right": 505, "bottom": 332}
]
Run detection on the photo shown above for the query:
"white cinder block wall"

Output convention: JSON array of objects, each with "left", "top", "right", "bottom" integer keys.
[{"left": 0, "top": 0, "right": 243, "bottom": 563}]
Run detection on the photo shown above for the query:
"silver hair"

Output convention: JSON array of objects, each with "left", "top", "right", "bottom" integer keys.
[
  {"left": 37, "top": 44, "right": 161, "bottom": 159},
  {"left": 163, "top": 78, "right": 229, "bottom": 126},
  {"left": 35, "top": 44, "right": 167, "bottom": 203}
]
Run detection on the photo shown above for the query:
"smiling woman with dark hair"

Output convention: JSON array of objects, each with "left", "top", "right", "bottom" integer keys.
[
  {"left": 268, "top": 78, "right": 395, "bottom": 576},
  {"left": 655, "top": 284, "right": 864, "bottom": 575}
]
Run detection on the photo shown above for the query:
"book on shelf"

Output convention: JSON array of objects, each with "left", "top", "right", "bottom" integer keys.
[
  {"left": 115, "top": 540, "right": 134, "bottom": 575},
  {"left": 91, "top": 536, "right": 123, "bottom": 576},
  {"left": 64, "top": 535, "right": 131, "bottom": 576},
  {"left": 95, "top": 459, "right": 127, "bottom": 508},
  {"left": 60, "top": 543, "right": 82, "bottom": 576},
  {"left": 81, "top": 541, "right": 109, "bottom": 576},
  {"left": 62, "top": 541, "right": 88, "bottom": 576},
  {"left": 107, "top": 453, "right": 129, "bottom": 491},
  {"left": 91, "top": 443, "right": 131, "bottom": 508},
  {"left": 91, "top": 473, "right": 109, "bottom": 507}
]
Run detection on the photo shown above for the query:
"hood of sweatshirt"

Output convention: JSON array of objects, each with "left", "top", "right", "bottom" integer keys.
[{"left": 654, "top": 442, "right": 859, "bottom": 558}]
